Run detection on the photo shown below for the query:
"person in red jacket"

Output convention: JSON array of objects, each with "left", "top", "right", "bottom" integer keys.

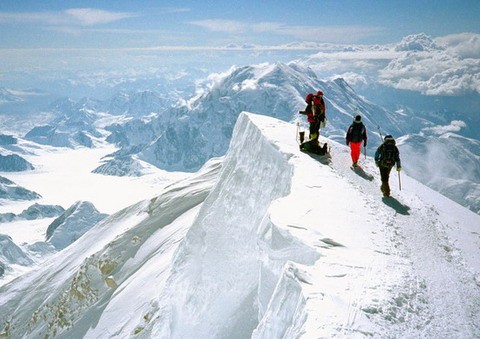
[
  {"left": 346, "top": 115, "right": 367, "bottom": 167},
  {"left": 313, "top": 90, "right": 326, "bottom": 129},
  {"left": 299, "top": 91, "right": 326, "bottom": 140}
]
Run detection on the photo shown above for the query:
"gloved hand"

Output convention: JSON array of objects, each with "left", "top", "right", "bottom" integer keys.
[
  {"left": 346, "top": 140, "right": 349, "bottom": 146},
  {"left": 364, "top": 141, "right": 367, "bottom": 147},
  {"left": 299, "top": 110, "right": 306, "bottom": 115},
  {"left": 375, "top": 161, "right": 380, "bottom": 167},
  {"left": 397, "top": 167, "right": 402, "bottom": 172}
]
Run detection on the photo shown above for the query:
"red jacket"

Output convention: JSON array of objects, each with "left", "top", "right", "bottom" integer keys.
[{"left": 305, "top": 95, "right": 326, "bottom": 122}]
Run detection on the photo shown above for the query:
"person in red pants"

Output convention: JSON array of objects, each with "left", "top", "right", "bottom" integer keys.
[{"left": 346, "top": 115, "right": 367, "bottom": 167}]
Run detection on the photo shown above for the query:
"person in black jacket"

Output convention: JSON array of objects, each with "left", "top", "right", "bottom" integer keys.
[
  {"left": 346, "top": 115, "right": 367, "bottom": 167},
  {"left": 374, "top": 135, "right": 402, "bottom": 197}
]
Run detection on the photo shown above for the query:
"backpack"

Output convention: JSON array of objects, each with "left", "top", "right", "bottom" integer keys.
[
  {"left": 305, "top": 93, "right": 314, "bottom": 103},
  {"left": 312, "top": 96, "right": 325, "bottom": 117},
  {"left": 348, "top": 123, "right": 365, "bottom": 143},
  {"left": 380, "top": 140, "right": 396, "bottom": 167}
]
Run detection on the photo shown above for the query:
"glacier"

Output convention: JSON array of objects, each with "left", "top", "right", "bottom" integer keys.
[{"left": 0, "top": 112, "right": 479, "bottom": 338}]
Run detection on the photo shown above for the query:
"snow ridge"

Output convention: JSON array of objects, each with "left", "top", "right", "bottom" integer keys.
[
  {"left": 0, "top": 113, "right": 479, "bottom": 338},
  {"left": 146, "top": 112, "right": 297, "bottom": 338}
]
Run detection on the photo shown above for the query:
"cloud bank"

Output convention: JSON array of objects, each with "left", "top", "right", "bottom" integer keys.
[{"left": 379, "top": 33, "right": 480, "bottom": 95}]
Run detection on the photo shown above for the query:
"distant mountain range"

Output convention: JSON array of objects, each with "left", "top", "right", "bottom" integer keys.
[{"left": 0, "top": 203, "right": 64, "bottom": 223}]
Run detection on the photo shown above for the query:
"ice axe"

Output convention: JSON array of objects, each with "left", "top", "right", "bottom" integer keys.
[{"left": 296, "top": 122, "right": 305, "bottom": 145}]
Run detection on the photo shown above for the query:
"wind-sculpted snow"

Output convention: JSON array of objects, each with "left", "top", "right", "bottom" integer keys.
[
  {"left": 0, "top": 113, "right": 479, "bottom": 339},
  {"left": 145, "top": 113, "right": 296, "bottom": 338}
]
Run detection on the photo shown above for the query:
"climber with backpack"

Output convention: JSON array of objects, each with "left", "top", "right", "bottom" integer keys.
[
  {"left": 298, "top": 91, "right": 328, "bottom": 155},
  {"left": 299, "top": 90, "right": 326, "bottom": 141},
  {"left": 299, "top": 93, "right": 318, "bottom": 140},
  {"left": 313, "top": 91, "right": 326, "bottom": 130},
  {"left": 346, "top": 114, "right": 367, "bottom": 167},
  {"left": 374, "top": 135, "right": 402, "bottom": 197}
]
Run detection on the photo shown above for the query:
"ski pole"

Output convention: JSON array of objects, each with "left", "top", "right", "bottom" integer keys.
[
  {"left": 296, "top": 122, "right": 300, "bottom": 144},
  {"left": 364, "top": 145, "right": 367, "bottom": 159},
  {"left": 377, "top": 125, "right": 383, "bottom": 141},
  {"left": 398, "top": 170, "right": 402, "bottom": 191}
]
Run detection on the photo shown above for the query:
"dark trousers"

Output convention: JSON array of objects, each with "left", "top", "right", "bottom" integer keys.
[
  {"left": 379, "top": 166, "right": 393, "bottom": 182},
  {"left": 309, "top": 120, "right": 320, "bottom": 139},
  {"left": 379, "top": 166, "right": 393, "bottom": 195}
]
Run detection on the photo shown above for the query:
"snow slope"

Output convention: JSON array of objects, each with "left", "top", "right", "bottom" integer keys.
[{"left": 0, "top": 113, "right": 479, "bottom": 338}]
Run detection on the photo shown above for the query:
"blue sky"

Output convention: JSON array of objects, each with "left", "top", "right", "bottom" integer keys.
[{"left": 0, "top": 0, "right": 479, "bottom": 49}]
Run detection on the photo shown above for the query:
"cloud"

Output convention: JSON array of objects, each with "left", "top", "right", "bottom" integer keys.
[
  {"left": 188, "top": 19, "right": 383, "bottom": 44},
  {"left": 189, "top": 20, "right": 249, "bottom": 34},
  {"left": 422, "top": 120, "right": 467, "bottom": 135},
  {"left": 436, "top": 33, "right": 480, "bottom": 59},
  {"left": 64, "top": 8, "right": 137, "bottom": 26},
  {"left": 394, "top": 33, "right": 443, "bottom": 52},
  {"left": 0, "top": 8, "right": 137, "bottom": 27}
]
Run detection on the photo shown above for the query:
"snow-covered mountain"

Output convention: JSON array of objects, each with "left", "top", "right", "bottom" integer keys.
[
  {"left": 0, "top": 176, "right": 40, "bottom": 201},
  {"left": 45, "top": 201, "right": 108, "bottom": 250},
  {"left": 106, "top": 89, "right": 170, "bottom": 116},
  {"left": 104, "top": 62, "right": 410, "bottom": 173},
  {"left": 1, "top": 113, "right": 479, "bottom": 338},
  {"left": 20, "top": 89, "right": 172, "bottom": 150},
  {"left": 0, "top": 234, "right": 33, "bottom": 278},
  {"left": 0, "top": 153, "right": 34, "bottom": 172},
  {"left": 0, "top": 203, "right": 64, "bottom": 223},
  {"left": 0, "top": 135, "right": 17, "bottom": 146},
  {"left": 23, "top": 97, "right": 104, "bottom": 148}
]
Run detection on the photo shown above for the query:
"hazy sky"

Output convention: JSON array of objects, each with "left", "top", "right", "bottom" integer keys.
[{"left": 0, "top": 0, "right": 478, "bottom": 49}]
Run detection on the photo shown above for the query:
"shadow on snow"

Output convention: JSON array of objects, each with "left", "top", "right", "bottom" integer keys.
[
  {"left": 351, "top": 166, "right": 374, "bottom": 181},
  {"left": 301, "top": 151, "right": 332, "bottom": 166},
  {"left": 382, "top": 196, "right": 411, "bottom": 215}
]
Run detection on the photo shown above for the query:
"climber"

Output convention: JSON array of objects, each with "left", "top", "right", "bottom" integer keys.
[
  {"left": 374, "top": 135, "right": 401, "bottom": 197},
  {"left": 346, "top": 115, "right": 367, "bottom": 167}
]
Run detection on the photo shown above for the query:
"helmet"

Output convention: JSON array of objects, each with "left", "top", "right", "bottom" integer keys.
[
  {"left": 355, "top": 115, "right": 361, "bottom": 122},
  {"left": 317, "top": 90, "right": 323, "bottom": 96},
  {"left": 305, "top": 93, "right": 314, "bottom": 103},
  {"left": 384, "top": 135, "right": 394, "bottom": 141}
]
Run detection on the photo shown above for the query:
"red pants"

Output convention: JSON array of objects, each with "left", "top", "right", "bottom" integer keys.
[{"left": 349, "top": 142, "right": 362, "bottom": 163}]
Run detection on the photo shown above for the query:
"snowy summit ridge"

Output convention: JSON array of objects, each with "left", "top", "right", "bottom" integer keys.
[{"left": 0, "top": 113, "right": 479, "bottom": 338}]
